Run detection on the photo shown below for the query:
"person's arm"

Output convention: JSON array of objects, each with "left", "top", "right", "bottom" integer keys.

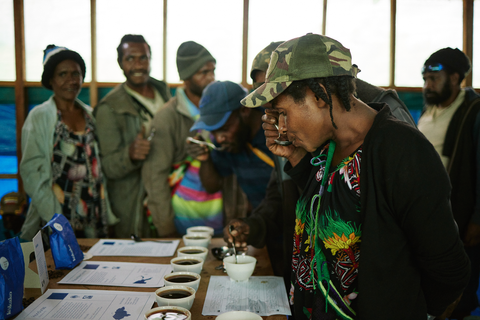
[
  {"left": 464, "top": 107, "right": 480, "bottom": 246},
  {"left": 94, "top": 103, "right": 143, "bottom": 180},
  {"left": 142, "top": 107, "right": 177, "bottom": 237},
  {"left": 388, "top": 128, "right": 470, "bottom": 316},
  {"left": 199, "top": 155, "right": 224, "bottom": 194},
  {"left": 20, "top": 108, "right": 62, "bottom": 222}
]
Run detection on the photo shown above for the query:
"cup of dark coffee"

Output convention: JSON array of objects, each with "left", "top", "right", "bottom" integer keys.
[
  {"left": 155, "top": 285, "right": 196, "bottom": 310},
  {"left": 170, "top": 256, "right": 204, "bottom": 274},
  {"left": 182, "top": 233, "right": 211, "bottom": 248},
  {"left": 164, "top": 271, "right": 201, "bottom": 291},
  {"left": 177, "top": 246, "right": 208, "bottom": 262},
  {"left": 144, "top": 305, "right": 191, "bottom": 320}
]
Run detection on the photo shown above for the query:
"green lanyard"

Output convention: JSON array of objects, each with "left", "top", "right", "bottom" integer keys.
[{"left": 310, "top": 140, "right": 336, "bottom": 290}]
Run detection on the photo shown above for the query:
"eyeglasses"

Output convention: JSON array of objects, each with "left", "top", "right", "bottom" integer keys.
[{"left": 422, "top": 63, "right": 444, "bottom": 73}]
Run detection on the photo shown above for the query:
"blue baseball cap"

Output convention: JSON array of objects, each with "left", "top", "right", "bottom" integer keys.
[{"left": 191, "top": 81, "right": 248, "bottom": 131}]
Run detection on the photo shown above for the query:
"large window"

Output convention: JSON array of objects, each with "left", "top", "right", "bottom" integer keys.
[
  {"left": 395, "top": 0, "right": 463, "bottom": 87},
  {"left": 247, "top": 0, "right": 323, "bottom": 85},
  {"left": 96, "top": 0, "right": 164, "bottom": 82},
  {"left": 166, "top": 0, "right": 243, "bottom": 83},
  {"left": 0, "top": 1, "right": 15, "bottom": 81},
  {"left": 326, "top": 0, "right": 390, "bottom": 86},
  {"left": 24, "top": 0, "right": 91, "bottom": 82}
]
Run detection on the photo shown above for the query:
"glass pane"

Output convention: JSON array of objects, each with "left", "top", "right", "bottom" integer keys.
[
  {"left": 167, "top": 0, "right": 243, "bottom": 83},
  {"left": 326, "top": 0, "right": 389, "bottom": 86},
  {"left": 96, "top": 0, "right": 164, "bottom": 82},
  {"left": 0, "top": 104, "right": 16, "bottom": 171},
  {"left": 0, "top": 179, "right": 18, "bottom": 200},
  {"left": 473, "top": 0, "right": 480, "bottom": 88},
  {"left": 248, "top": 0, "right": 323, "bottom": 85},
  {"left": 24, "top": 0, "right": 91, "bottom": 82},
  {"left": 0, "top": 1, "right": 15, "bottom": 81},
  {"left": 0, "top": 156, "right": 17, "bottom": 175},
  {"left": 395, "top": 0, "right": 462, "bottom": 87}
]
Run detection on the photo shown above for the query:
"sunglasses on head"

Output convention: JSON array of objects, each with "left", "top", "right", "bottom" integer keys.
[{"left": 422, "top": 63, "right": 444, "bottom": 73}]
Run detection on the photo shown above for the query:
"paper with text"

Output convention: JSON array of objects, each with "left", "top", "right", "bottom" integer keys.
[
  {"left": 15, "top": 289, "right": 155, "bottom": 320},
  {"left": 87, "top": 239, "right": 180, "bottom": 257},
  {"left": 202, "top": 276, "right": 291, "bottom": 316},
  {"left": 58, "top": 261, "right": 172, "bottom": 287}
]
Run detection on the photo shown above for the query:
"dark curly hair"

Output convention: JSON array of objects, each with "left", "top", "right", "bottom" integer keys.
[
  {"left": 282, "top": 76, "right": 356, "bottom": 129},
  {"left": 116, "top": 34, "right": 151, "bottom": 66}
]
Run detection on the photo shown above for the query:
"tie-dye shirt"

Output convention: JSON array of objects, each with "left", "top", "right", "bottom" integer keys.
[{"left": 170, "top": 89, "right": 223, "bottom": 235}]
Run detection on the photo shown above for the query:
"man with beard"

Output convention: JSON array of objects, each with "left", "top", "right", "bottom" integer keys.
[
  {"left": 418, "top": 47, "right": 480, "bottom": 319},
  {"left": 142, "top": 41, "right": 221, "bottom": 236},
  {"left": 189, "top": 80, "right": 273, "bottom": 217},
  {"left": 94, "top": 34, "right": 170, "bottom": 238}
]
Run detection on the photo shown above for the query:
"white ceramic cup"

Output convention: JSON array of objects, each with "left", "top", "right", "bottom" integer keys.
[
  {"left": 182, "top": 233, "right": 211, "bottom": 248},
  {"left": 155, "top": 285, "right": 196, "bottom": 310},
  {"left": 164, "top": 271, "right": 201, "bottom": 291},
  {"left": 215, "top": 311, "right": 262, "bottom": 320},
  {"left": 177, "top": 246, "right": 208, "bottom": 262},
  {"left": 144, "top": 305, "right": 192, "bottom": 320},
  {"left": 170, "top": 256, "right": 204, "bottom": 274},
  {"left": 186, "top": 226, "right": 214, "bottom": 237},
  {"left": 223, "top": 255, "right": 257, "bottom": 282}
]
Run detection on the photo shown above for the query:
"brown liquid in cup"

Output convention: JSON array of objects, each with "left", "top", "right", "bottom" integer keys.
[
  {"left": 174, "top": 259, "right": 200, "bottom": 265},
  {"left": 166, "top": 275, "right": 197, "bottom": 283},
  {"left": 147, "top": 310, "right": 187, "bottom": 319},
  {"left": 180, "top": 249, "right": 203, "bottom": 254},
  {"left": 158, "top": 289, "right": 192, "bottom": 299},
  {"left": 185, "top": 236, "right": 207, "bottom": 240}
]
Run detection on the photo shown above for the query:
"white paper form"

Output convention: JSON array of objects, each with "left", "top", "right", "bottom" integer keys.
[
  {"left": 87, "top": 239, "right": 180, "bottom": 257},
  {"left": 58, "top": 261, "right": 172, "bottom": 287},
  {"left": 15, "top": 289, "right": 155, "bottom": 320},
  {"left": 202, "top": 276, "right": 292, "bottom": 316}
]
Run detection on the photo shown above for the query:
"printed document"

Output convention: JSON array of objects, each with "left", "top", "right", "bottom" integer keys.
[
  {"left": 58, "top": 261, "right": 172, "bottom": 288},
  {"left": 87, "top": 239, "right": 179, "bottom": 257},
  {"left": 15, "top": 289, "right": 155, "bottom": 320},
  {"left": 202, "top": 276, "right": 292, "bottom": 316}
]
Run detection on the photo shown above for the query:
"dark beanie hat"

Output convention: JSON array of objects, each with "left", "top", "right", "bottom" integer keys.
[
  {"left": 423, "top": 47, "right": 471, "bottom": 77},
  {"left": 176, "top": 41, "right": 216, "bottom": 80},
  {"left": 41, "top": 45, "right": 86, "bottom": 90}
]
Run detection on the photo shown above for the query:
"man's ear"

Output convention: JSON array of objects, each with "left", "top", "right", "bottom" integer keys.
[
  {"left": 311, "top": 84, "right": 328, "bottom": 109},
  {"left": 451, "top": 72, "right": 460, "bottom": 87}
]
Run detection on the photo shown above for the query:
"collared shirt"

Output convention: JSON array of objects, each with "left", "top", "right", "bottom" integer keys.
[
  {"left": 124, "top": 84, "right": 165, "bottom": 132},
  {"left": 418, "top": 90, "right": 465, "bottom": 167}
]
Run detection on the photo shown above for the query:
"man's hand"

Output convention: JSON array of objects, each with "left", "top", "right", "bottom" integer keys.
[
  {"left": 129, "top": 126, "right": 150, "bottom": 160},
  {"left": 185, "top": 135, "right": 210, "bottom": 161},
  {"left": 263, "top": 109, "right": 307, "bottom": 166},
  {"left": 464, "top": 222, "right": 480, "bottom": 247},
  {"left": 223, "top": 219, "right": 249, "bottom": 248}
]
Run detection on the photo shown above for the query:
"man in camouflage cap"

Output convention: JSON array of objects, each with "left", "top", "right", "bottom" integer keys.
[{"left": 241, "top": 33, "right": 469, "bottom": 319}]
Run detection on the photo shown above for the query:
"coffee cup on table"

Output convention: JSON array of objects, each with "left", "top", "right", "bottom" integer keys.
[
  {"left": 182, "top": 233, "right": 211, "bottom": 248},
  {"left": 186, "top": 226, "right": 214, "bottom": 237},
  {"left": 177, "top": 246, "right": 208, "bottom": 262},
  {"left": 170, "top": 256, "right": 204, "bottom": 274},
  {"left": 164, "top": 271, "right": 201, "bottom": 291},
  {"left": 155, "top": 285, "right": 196, "bottom": 310},
  {"left": 223, "top": 255, "right": 257, "bottom": 282},
  {"left": 144, "top": 305, "right": 192, "bottom": 320}
]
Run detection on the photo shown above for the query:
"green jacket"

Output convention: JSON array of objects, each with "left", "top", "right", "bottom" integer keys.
[
  {"left": 20, "top": 96, "right": 118, "bottom": 240},
  {"left": 94, "top": 78, "right": 170, "bottom": 237}
]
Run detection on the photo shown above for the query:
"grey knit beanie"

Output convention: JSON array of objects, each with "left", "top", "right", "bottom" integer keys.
[{"left": 176, "top": 41, "right": 216, "bottom": 80}]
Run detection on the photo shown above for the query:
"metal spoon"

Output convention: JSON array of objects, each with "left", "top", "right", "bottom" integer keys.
[
  {"left": 228, "top": 225, "right": 238, "bottom": 264},
  {"left": 274, "top": 124, "right": 293, "bottom": 146},
  {"left": 187, "top": 137, "right": 225, "bottom": 151}
]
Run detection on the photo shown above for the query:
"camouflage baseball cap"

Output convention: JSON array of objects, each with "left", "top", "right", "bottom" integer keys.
[
  {"left": 250, "top": 41, "right": 284, "bottom": 88},
  {"left": 241, "top": 33, "right": 355, "bottom": 108}
]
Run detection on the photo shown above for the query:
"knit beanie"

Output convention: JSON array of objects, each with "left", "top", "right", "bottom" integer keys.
[
  {"left": 41, "top": 45, "right": 86, "bottom": 90},
  {"left": 423, "top": 47, "right": 471, "bottom": 77},
  {"left": 176, "top": 41, "right": 216, "bottom": 80}
]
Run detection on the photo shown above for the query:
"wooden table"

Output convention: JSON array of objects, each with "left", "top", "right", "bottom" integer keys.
[{"left": 24, "top": 238, "right": 288, "bottom": 320}]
